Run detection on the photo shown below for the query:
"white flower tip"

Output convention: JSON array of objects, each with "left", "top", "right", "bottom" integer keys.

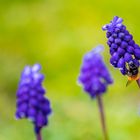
[
  {"left": 93, "top": 45, "right": 104, "bottom": 54},
  {"left": 32, "top": 64, "right": 41, "bottom": 72}
]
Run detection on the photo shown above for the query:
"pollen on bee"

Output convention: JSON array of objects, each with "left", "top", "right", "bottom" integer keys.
[{"left": 128, "top": 74, "right": 140, "bottom": 81}]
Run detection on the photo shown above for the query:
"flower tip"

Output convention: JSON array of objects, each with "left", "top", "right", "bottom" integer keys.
[
  {"left": 93, "top": 45, "right": 104, "bottom": 54},
  {"left": 102, "top": 16, "right": 123, "bottom": 32},
  {"left": 32, "top": 64, "right": 42, "bottom": 72},
  {"left": 113, "top": 16, "right": 119, "bottom": 20},
  {"left": 113, "top": 16, "right": 123, "bottom": 25},
  {"left": 102, "top": 25, "right": 108, "bottom": 31},
  {"left": 22, "top": 66, "right": 31, "bottom": 76}
]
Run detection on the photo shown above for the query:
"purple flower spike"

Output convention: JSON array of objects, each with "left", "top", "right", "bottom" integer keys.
[
  {"left": 102, "top": 16, "right": 140, "bottom": 75},
  {"left": 78, "top": 46, "right": 113, "bottom": 98},
  {"left": 78, "top": 46, "right": 113, "bottom": 140},
  {"left": 15, "top": 64, "right": 52, "bottom": 137}
]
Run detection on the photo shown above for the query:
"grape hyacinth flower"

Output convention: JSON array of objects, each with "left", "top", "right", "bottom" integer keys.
[
  {"left": 15, "top": 64, "right": 52, "bottom": 140},
  {"left": 102, "top": 16, "right": 140, "bottom": 87},
  {"left": 78, "top": 46, "right": 113, "bottom": 140}
]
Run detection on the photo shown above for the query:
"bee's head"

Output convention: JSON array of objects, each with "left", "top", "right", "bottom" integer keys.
[{"left": 128, "top": 61, "right": 138, "bottom": 69}]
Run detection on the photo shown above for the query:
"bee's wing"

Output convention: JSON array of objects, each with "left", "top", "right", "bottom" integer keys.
[
  {"left": 126, "top": 80, "right": 132, "bottom": 87},
  {"left": 136, "top": 79, "right": 140, "bottom": 88}
]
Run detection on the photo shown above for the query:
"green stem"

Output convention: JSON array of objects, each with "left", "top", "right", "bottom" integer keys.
[
  {"left": 97, "top": 95, "right": 109, "bottom": 140},
  {"left": 36, "top": 131, "right": 42, "bottom": 140}
]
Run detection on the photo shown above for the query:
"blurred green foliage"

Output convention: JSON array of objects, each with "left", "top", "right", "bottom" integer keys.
[{"left": 0, "top": 0, "right": 140, "bottom": 140}]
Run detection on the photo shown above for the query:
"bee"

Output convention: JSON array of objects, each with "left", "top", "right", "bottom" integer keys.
[{"left": 126, "top": 61, "right": 140, "bottom": 87}]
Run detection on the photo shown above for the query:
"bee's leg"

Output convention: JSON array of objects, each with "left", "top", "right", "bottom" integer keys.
[
  {"left": 136, "top": 78, "right": 140, "bottom": 88},
  {"left": 126, "top": 80, "right": 132, "bottom": 87}
]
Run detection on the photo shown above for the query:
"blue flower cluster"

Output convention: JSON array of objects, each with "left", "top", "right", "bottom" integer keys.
[
  {"left": 15, "top": 64, "right": 51, "bottom": 134},
  {"left": 78, "top": 46, "right": 113, "bottom": 98},
  {"left": 102, "top": 16, "right": 140, "bottom": 75}
]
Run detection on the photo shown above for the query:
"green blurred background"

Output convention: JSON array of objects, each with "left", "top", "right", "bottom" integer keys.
[{"left": 0, "top": 0, "right": 140, "bottom": 140}]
